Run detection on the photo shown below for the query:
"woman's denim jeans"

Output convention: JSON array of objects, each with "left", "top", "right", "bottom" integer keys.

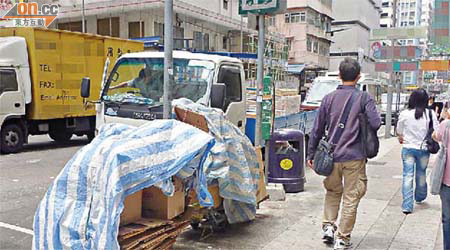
[
  {"left": 401, "top": 148, "right": 430, "bottom": 212},
  {"left": 440, "top": 184, "right": 450, "bottom": 250}
]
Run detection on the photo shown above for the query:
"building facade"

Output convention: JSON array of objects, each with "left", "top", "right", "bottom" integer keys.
[
  {"left": 329, "top": 0, "right": 382, "bottom": 76},
  {"left": 268, "top": 0, "right": 333, "bottom": 72},
  {"left": 431, "top": 0, "right": 450, "bottom": 56},
  {"left": 380, "top": 0, "right": 396, "bottom": 27},
  {"left": 48, "top": 0, "right": 250, "bottom": 52}
]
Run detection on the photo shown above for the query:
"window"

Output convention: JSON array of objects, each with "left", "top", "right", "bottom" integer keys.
[
  {"left": 154, "top": 22, "right": 164, "bottom": 37},
  {"left": 174, "top": 26, "right": 184, "bottom": 49},
  {"left": 217, "top": 65, "right": 242, "bottom": 111},
  {"left": 194, "top": 31, "right": 203, "bottom": 50},
  {"left": 287, "top": 38, "right": 293, "bottom": 51},
  {"left": 268, "top": 16, "right": 276, "bottom": 26},
  {"left": 290, "top": 13, "right": 300, "bottom": 23},
  {"left": 313, "top": 41, "right": 319, "bottom": 53},
  {"left": 381, "top": 13, "right": 389, "bottom": 18},
  {"left": 285, "top": 13, "right": 290, "bottom": 23},
  {"left": 97, "top": 17, "right": 119, "bottom": 37},
  {"left": 0, "top": 69, "right": 18, "bottom": 95},
  {"left": 307, "top": 36, "right": 312, "bottom": 52},
  {"left": 300, "top": 12, "right": 306, "bottom": 22},
  {"left": 382, "top": 2, "right": 389, "bottom": 7},
  {"left": 203, "top": 33, "right": 210, "bottom": 51},
  {"left": 223, "top": 0, "right": 228, "bottom": 10},
  {"left": 128, "top": 21, "right": 145, "bottom": 38},
  {"left": 380, "top": 24, "right": 388, "bottom": 27},
  {"left": 222, "top": 36, "right": 228, "bottom": 50},
  {"left": 409, "top": 21, "right": 415, "bottom": 26},
  {"left": 58, "top": 21, "right": 83, "bottom": 32}
]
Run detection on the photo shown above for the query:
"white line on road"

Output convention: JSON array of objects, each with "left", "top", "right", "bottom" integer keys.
[{"left": 0, "top": 221, "right": 34, "bottom": 235}]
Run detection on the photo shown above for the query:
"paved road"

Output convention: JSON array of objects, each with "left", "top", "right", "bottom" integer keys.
[
  {"left": 0, "top": 135, "right": 88, "bottom": 250},
  {"left": 0, "top": 136, "right": 443, "bottom": 250}
]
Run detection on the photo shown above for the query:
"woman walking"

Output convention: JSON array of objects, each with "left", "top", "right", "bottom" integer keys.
[
  {"left": 397, "top": 89, "right": 439, "bottom": 214},
  {"left": 433, "top": 104, "right": 450, "bottom": 250}
]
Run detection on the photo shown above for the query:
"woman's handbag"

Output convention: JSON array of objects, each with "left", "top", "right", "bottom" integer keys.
[
  {"left": 430, "top": 121, "right": 449, "bottom": 195},
  {"left": 313, "top": 92, "right": 356, "bottom": 176},
  {"left": 425, "top": 109, "right": 440, "bottom": 154}
]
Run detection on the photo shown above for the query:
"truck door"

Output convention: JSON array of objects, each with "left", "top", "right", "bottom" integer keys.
[
  {"left": 0, "top": 68, "right": 25, "bottom": 123},
  {"left": 216, "top": 64, "right": 246, "bottom": 131}
]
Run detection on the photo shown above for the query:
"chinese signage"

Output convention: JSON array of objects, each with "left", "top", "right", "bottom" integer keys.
[
  {"left": 371, "top": 43, "right": 423, "bottom": 60},
  {"left": 371, "top": 27, "right": 428, "bottom": 40},
  {"left": 375, "top": 62, "right": 419, "bottom": 72},
  {"left": 420, "top": 60, "right": 450, "bottom": 71},
  {"left": 1, "top": 1, "right": 58, "bottom": 27},
  {"left": 239, "top": 0, "right": 285, "bottom": 15}
]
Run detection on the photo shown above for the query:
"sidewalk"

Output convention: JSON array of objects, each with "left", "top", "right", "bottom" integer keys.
[{"left": 175, "top": 138, "right": 443, "bottom": 250}]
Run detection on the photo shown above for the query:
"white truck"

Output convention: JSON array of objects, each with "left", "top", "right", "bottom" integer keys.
[{"left": 81, "top": 51, "right": 247, "bottom": 132}]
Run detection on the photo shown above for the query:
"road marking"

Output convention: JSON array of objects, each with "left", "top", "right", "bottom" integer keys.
[{"left": 0, "top": 222, "right": 34, "bottom": 235}]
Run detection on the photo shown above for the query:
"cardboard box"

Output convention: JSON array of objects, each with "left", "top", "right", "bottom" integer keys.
[
  {"left": 120, "top": 190, "right": 143, "bottom": 226},
  {"left": 142, "top": 178, "right": 185, "bottom": 220}
]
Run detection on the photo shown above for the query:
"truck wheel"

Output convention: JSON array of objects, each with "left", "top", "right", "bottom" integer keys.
[
  {"left": 1, "top": 124, "right": 24, "bottom": 154},
  {"left": 49, "top": 131, "right": 73, "bottom": 143}
]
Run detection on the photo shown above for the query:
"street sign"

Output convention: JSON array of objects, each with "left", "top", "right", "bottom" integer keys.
[
  {"left": 375, "top": 62, "right": 419, "bottom": 72},
  {"left": 371, "top": 43, "right": 423, "bottom": 60},
  {"left": 420, "top": 60, "right": 450, "bottom": 71},
  {"left": 239, "top": 0, "right": 286, "bottom": 15},
  {"left": 371, "top": 26, "right": 428, "bottom": 40}
]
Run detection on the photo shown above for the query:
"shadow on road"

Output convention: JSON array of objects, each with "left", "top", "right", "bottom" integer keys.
[{"left": 21, "top": 137, "right": 90, "bottom": 153}]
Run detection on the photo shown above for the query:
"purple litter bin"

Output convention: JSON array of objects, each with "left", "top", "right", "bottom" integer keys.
[{"left": 268, "top": 129, "right": 305, "bottom": 193}]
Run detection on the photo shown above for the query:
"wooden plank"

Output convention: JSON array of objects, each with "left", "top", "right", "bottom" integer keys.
[{"left": 174, "top": 107, "right": 209, "bottom": 133}]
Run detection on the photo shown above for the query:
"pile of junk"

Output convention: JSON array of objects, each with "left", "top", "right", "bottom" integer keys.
[{"left": 32, "top": 99, "right": 268, "bottom": 250}]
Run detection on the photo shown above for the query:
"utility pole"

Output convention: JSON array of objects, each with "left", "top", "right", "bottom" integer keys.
[
  {"left": 163, "top": 0, "right": 173, "bottom": 119},
  {"left": 81, "top": 0, "right": 85, "bottom": 33},
  {"left": 385, "top": 39, "right": 395, "bottom": 139},
  {"left": 255, "top": 14, "right": 265, "bottom": 147}
]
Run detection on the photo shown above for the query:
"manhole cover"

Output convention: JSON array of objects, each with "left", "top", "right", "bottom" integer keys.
[{"left": 367, "top": 161, "right": 387, "bottom": 166}]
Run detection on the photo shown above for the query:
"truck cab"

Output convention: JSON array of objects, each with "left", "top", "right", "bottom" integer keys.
[
  {"left": 0, "top": 37, "right": 31, "bottom": 153},
  {"left": 89, "top": 51, "right": 247, "bottom": 131}
]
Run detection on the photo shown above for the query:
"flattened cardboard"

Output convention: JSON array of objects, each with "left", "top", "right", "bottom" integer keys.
[{"left": 174, "top": 106, "right": 209, "bottom": 132}]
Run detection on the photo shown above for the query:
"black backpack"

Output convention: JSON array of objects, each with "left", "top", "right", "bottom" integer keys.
[{"left": 359, "top": 92, "right": 379, "bottom": 159}]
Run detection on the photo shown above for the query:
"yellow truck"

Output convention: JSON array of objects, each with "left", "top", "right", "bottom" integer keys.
[{"left": 0, "top": 28, "right": 143, "bottom": 153}]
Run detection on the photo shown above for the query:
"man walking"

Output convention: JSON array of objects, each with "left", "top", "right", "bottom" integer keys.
[{"left": 307, "top": 58, "right": 381, "bottom": 249}]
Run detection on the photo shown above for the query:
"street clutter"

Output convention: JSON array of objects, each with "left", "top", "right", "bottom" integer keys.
[{"left": 32, "top": 100, "right": 264, "bottom": 249}]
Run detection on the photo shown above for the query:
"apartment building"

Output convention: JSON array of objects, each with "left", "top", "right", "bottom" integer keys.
[
  {"left": 268, "top": 0, "right": 333, "bottom": 73},
  {"left": 329, "top": 0, "right": 382, "bottom": 76},
  {"left": 48, "top": 0, "right": 250, "bottom": 52},
  {"left": 380, "top": 0, "right": 396, "bottom": 27}
]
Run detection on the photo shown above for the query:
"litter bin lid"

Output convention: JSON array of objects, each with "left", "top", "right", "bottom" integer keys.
[{"left": 271, "top": 129, "right": 304, "bottom": 141}]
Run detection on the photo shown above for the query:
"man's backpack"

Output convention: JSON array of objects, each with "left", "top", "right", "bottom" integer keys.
[{"left": 359, "top": 91, "right": 379, "bottom": 159}]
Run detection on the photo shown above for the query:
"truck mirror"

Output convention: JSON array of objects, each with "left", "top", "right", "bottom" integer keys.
[
  {"left": 81, "top": 77, "right": 91, "bottom": 98},
  {"left": 211, "top": 83, "right": 226, "bottom": 110}
]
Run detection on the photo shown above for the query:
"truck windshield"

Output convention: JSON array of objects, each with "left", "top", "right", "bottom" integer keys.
[
  {"left": 304, "top": 79, "right": 341, "bottom": 103},
  {"left": 103, "top": 57, "right": 215, "bottom": 105}
]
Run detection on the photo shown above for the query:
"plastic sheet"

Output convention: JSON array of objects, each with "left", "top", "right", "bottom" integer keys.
[
  {"left": 32, "top": 120, "right": 215, "bottom": 250},
  {"left": 173, "top": 98, "right": 260, "bottom": 224}
]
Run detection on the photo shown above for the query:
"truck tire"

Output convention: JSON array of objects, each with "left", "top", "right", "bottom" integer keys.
[
  {"left": 49, "top": 131, "right": 73, "bottom": 143},
  {"left": 87, "top": 131, "right": 95, "bottom": 142},
  {"left": 1, "top": 123, "right": 24, "bottom": 154}
]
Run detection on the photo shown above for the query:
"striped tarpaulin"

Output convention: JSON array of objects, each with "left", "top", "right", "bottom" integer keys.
[{"left": 32, "top": 120, "right": 215, "bottom": 250}]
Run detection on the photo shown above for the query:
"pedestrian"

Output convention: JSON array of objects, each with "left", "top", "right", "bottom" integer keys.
[
  {"left": 396, "top": 89, "right": 439, "bottom": 214},
  {"left": 307, "top": 58, "right": 381, "bottom": 250},
  {"left": 432, "top": 107, "right": 450, "bottom": 250}
]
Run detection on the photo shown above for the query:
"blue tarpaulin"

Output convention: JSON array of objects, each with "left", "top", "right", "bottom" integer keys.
[{"left": 32, "top": 120, "right": 215, "bottom": 250}]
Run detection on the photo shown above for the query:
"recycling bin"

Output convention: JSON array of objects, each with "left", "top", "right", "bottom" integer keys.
[{"left": 268, "top": 129, "right": 305, "bottom": 193}]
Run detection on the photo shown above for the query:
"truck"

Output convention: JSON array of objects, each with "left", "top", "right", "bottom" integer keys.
[
  {"left": 0, "top": 28, "right": 143, "bottom": 153},
  {"left": 81, "top": 50, "right": 246, "bottom": 132}
]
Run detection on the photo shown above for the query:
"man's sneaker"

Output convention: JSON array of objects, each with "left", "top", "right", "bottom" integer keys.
[
  {"left": 334, "top": 238, "right": 352, "bottom": 250},
  {"left": 322, "top": 225, "right": 335, "bottom": 244}
]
